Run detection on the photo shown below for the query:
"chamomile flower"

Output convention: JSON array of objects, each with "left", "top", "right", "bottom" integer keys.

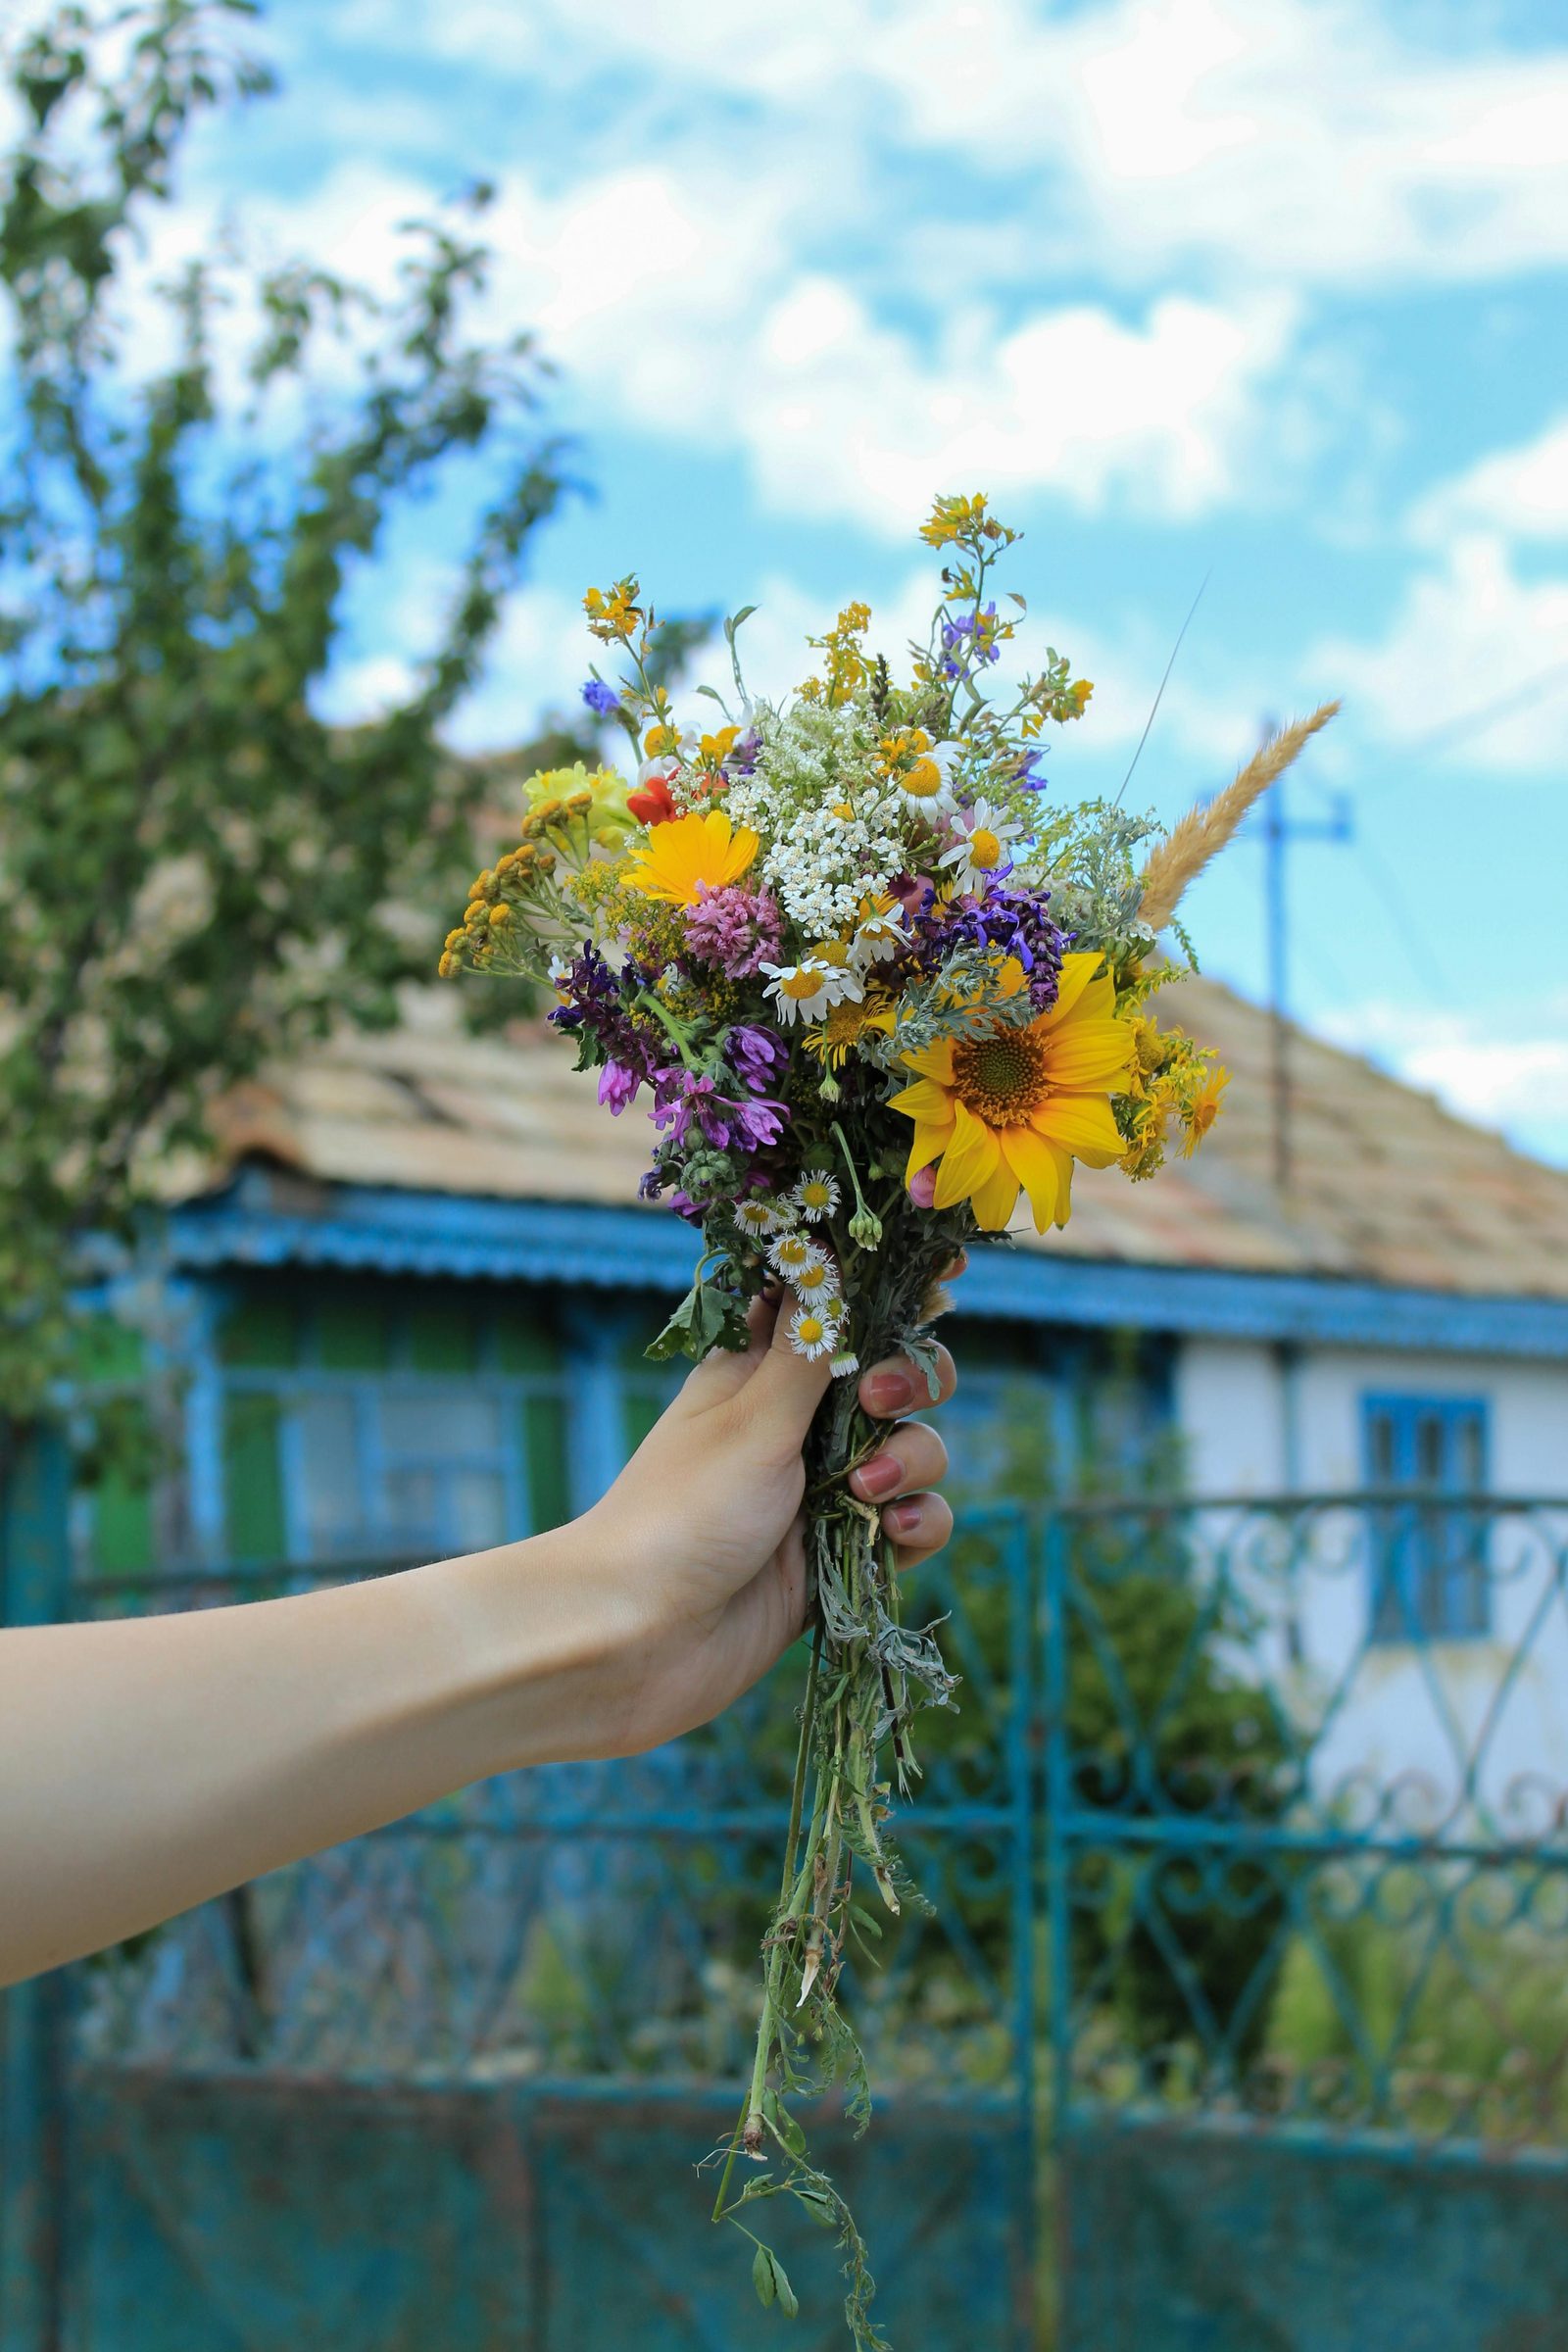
[
  {"left": 760, "top": 959, "right": 863, "bottom": 1026},
  {"left": 788, "top": 1306, "right": 837, "bottom": 1361},
  {"left": 829, "top": 1346, "right": 860, "bottom": 1380},
  {"left": 890, "top": 737, "right": 962, "bottom": 819},
  {"left": 769, "top": 1231, "right": 823, "bottom": 1278},
  {"left": 794, "top": 1172, "right": 842, "bottom": 1222},
  {"left": 938, "top": 798, "right": 1025, "bottom": 881},
  {"left": 849, "top": 894, "right": 907, "bottom": 968},
  {"left": 734, "top": 1198, "right": 788, "bottom": 1239},
  {"left": 791, "top": 1259, "right": 842, "bottom": 1311}
]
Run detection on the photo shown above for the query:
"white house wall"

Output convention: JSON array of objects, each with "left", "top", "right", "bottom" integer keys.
[{"left": 1173, "top": 1338, "right": 1568, "bottom": 1834}]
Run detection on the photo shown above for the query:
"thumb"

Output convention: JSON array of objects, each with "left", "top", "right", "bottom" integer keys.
[{"left": 739, "top": 1285, "right": 835, "bottom": 1446}]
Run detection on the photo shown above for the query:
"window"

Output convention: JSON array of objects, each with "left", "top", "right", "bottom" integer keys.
[
  {"left": 216, "top": 1279, "right": 573, "bottom": 1567},
  {"left": 1362, "top": 1395, "right": 1490, "bottom": 1642}
]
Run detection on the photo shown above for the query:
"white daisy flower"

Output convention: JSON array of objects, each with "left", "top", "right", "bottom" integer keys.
[
  {"left": 829, "top": 1348, "right": 860, "bottom": 1381},
  {"left": 937, "top": 798, "right": 1025, "bottom": 881},
  {"left": 769, "top": 1231, "right": 823, "bottom": 1277},
  {"left": 793, "top": 1172, "right": 842, "bottom": 1223},
  {"left": 791, "top": 1256, "right": 842, "bottom": 1307},
  {"left": 734, "top": 1199, "right": 788, "bottom": 1238},
  {"left": 891, "top": 738, "right": 962, "bottom": 818},
  {"left": 849, "top": 895, "right": 907, "bottom": 968},
  {"left": 760, "top": 959, "right": 863, "bottom": 1026},
  {"left": 788, "top": 1306, "right": 837, "bottom": 1361}
]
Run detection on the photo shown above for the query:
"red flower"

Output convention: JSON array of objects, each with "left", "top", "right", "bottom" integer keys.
[{"left": 627, "top": 769, "right": 678, "bottom": 825}]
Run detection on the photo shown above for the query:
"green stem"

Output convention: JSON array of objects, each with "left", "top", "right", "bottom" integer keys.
[
  {"left": 636, "top": 986, "right": 699, "bottom": 1067},
  {"left": 712, "top": 1627, "right": 824, "bottom": 2224}
]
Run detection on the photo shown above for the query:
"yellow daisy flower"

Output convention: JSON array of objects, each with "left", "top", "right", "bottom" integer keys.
[
  {"left": 624, "top": 809, "right": 760, "bottom": 907},
  {"left": 888, "top": 953, "right": 1135, "bottom": 1233}
]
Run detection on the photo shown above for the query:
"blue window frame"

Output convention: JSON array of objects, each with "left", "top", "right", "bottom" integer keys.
[{"left": 1362, "top": 1394, "right": 1490, "bottom": 1642}]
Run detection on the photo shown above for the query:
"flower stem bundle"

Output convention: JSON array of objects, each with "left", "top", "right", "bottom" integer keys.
[{"left": 440, "top": 493, "right": 1329, "bottom": 2345}]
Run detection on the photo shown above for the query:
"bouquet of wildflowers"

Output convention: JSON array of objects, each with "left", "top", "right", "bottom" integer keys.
[{"left": 440, "top": 493, "right": 1335, "bottom": 2345}]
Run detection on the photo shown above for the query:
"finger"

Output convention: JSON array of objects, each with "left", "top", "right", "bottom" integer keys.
[
  {"left": 848, "top": 1419, "right": 949, "bottom": 1504},
  {"left": 679, "top": 1291, "right": 778, "bottom": 1412},
  {"left": 882, "top": 1491, "right": 954, "bottom": 1568},
  {"left": 736, "top": 1279, "right": 836, "bottom": 1443},
  {"left": 858, "top": 1343, "right": 956, "bottom": 1421}
]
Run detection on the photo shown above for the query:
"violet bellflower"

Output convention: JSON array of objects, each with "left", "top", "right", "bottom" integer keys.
[
  {"left": 723, "top": 1022, "right": 789, "bottom": 1094},
  {"left": 581, "top": 679, "right": 621, "bottom": 715}
]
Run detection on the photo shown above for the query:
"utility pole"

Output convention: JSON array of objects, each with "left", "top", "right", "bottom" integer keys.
[{"left": 1255, "top": 722, "right": 1351, "bottom": 1193}]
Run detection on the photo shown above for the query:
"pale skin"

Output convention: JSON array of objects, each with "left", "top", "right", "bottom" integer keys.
[{"left": 0, "top": 1293, "right": 956, "bottom": 1989}]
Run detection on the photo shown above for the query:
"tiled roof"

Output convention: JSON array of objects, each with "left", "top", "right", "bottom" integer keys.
[{"left": 203, "top": 979, "right": 1568, "bottom": 1303}]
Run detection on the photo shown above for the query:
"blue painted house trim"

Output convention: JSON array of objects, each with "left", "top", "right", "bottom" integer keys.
[{"left": 166, "top": 1170, "right": 1568, "bottom": 1363}]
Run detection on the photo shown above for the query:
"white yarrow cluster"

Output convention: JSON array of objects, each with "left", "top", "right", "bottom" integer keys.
[{"left": 727, "top": 702, "right": 905, "bottom": 936}]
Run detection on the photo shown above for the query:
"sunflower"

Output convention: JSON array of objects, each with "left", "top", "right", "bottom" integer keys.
[
  {"left": 888, "top": 952, "right": 1135, "bottom": 1233},
  {"left": 624, "top": 808, "right": 759, "bottom": 906}
]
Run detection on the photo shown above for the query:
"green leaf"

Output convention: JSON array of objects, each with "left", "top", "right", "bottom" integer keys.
[
  {"left": 751, "top": 2245, "right": 798, "bottom": 2318},
  {"left": 645, "top": 1277, "right": 749, "bottom": 1362},
  {"left": 791, "top": 2182, "right": 838, "bottom": 2230}
]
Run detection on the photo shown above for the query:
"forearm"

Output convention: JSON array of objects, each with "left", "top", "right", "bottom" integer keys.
[{"left": 0, "top": 1524, "right": 606, "bottom": 1987}]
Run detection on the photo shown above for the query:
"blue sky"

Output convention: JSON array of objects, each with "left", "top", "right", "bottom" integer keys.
[{"left": 71, "top": 0, "right": 1568, "bottom": 1157}]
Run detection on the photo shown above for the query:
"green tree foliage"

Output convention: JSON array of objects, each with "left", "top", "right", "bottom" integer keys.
[{"left": 0, "top": 0, "right": 570, "bottom": 1423}]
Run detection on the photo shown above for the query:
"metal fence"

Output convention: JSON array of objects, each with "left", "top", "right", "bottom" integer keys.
[
  {"left": 6, "top": 1494, "right": 1568, "bottom": 2350},
  {"left": 1048, "top": 1494, "right": 1568, "bottom": 2351},
  {"left": 1, "top": 1512, "right": 1037, "bottom": 2352}
]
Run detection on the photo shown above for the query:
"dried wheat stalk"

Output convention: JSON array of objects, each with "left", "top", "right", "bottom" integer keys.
[{"left": 1137, "top": 700, "right": 1341, "bottom": 932}]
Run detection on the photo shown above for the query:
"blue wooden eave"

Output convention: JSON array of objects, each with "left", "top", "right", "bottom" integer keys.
[{"left": 164, "top": 1171, "right": 1568, "bottom": 1362}]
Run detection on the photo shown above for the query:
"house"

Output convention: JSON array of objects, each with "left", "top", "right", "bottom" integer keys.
[{"left": 67, "top": 973, "right": 1568, "bottom": 1810}]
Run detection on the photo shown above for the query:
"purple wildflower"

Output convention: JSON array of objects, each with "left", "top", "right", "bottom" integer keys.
[
  {"left": 651, "top": 1066, "right": 790, "bottom": 1154},
  {"left": 684, "top": 880, "right": 785, "bottom": 978},
  {"left": 549, "top": 943, "right": 658, "bottom": 1078},
  {"left": 939, "top": 603, "right": 1004, "bottom": 680},
  {"left": 910, "top": 878, "right": 1066, "bottom": 1011},
  {"left": 581, "top": 679, "right": 621, "bottom": 715},
  {"left": 724, "top": 1023, "right": 789, "bottom": 1094},
  {"left": 598, "top": 1060, "right": 641, "bottom": 1113}
]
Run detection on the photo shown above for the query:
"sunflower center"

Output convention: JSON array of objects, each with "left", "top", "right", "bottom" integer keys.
[{"left": 952, "top": 1027, "right": 1051, "bottom": 1126}]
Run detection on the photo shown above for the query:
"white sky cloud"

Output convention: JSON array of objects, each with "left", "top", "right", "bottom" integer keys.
[
  {"left": 1319, "top": 995, "right": 1568, "bottom": 1170},
  {"left": 1411, "top": 416, "right": 1568, "bottom": 547},
  {"left": 323, "top": 0, "right": 1568, "bottom": 292},
  {"left": 1310, "top": 535, "right": 1568, "bottom": 774}
]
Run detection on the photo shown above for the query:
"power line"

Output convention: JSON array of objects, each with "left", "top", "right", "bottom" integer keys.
[
  {"left": 1350, "top": 834, "right": 1455, "bottom": 1006},
  {"left": 1379, "top": 658, "right": 1568, "bottom": 767}
]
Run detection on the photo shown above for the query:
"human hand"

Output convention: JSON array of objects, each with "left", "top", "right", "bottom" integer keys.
[{"left": 567, "top": 1292, "right": 956, "bottom": 1757}]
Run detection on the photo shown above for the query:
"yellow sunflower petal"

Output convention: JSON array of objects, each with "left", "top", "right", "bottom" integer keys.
[
  {"left": 999, "top": 1125, "right": 1061, "bottom": 1230},
  {"left": 970, "top": 1156, "right": 1022, "bottom": 1233},
  {"left": 906, "top": 1118, "right": 956, "bottom": 1182},
  {"left": 1042, "top": 1021, "right": 1136, "bottom": 1090},
  {"left": 1036, "top": 952, "right": 1107, "bottom": 1030},
  {"left": 887, "top": 1077, "right": 954, "bottom": 1125},
  {"left": 902, "top": 1037, "right": 956, "bottom": 1086},
  {"left": 932, "top": 1099, "right": 1002, "bottom": 1210},
  {"left": 1030, "top": 1091, "right": 1126, "bottom": 1166}
]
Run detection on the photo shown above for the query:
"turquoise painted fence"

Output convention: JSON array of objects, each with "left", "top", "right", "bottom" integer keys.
[
  {"left": 7, "top": 1490, "right": 1568, "bottom": 2348},
  {"left": 1048, "top": 1494, "right": 1568, "bottom": 2351},
  {"left": 1, "top": 1509, "right": 1036, "bottom": 2351}
]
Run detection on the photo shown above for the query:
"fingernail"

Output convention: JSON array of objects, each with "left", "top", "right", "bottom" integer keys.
[
  {"left": 854, "top": 1452, "right": 903, "bottom": 1499},
  {"left": 864, "top": 1369, "right": 915, "bottom": 1414},
  {"left": 886, "top": 1498, "right": 923, "bottom": 1538}
]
